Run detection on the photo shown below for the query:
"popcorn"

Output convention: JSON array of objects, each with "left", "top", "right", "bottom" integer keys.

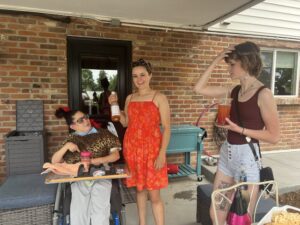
[{"left": 264, "top": 211, "right": 300, "bottom": 225}]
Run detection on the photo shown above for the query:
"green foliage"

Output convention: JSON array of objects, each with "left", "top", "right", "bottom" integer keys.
[
  {"left": 81, "top": 69, "right": 118, "bottom": 92},
  {"left": 109, "top": 74, "right": 118, "bottom": 91},
  {"left": 81, "top": 69, "right": 97, "bottom": 91}
]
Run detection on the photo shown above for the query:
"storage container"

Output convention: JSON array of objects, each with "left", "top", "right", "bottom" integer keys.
[{"left": 5, "top": 100, "right": 47, "bottom": 176}]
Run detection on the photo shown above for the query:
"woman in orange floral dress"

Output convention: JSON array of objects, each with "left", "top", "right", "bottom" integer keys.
[{"left": 109, "top": 59, "right": 170, "bottom": 225}]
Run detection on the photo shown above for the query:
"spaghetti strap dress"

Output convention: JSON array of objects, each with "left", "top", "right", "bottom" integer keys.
[{"left": 123, "top": 94, "right": 168, "bottom": 191}]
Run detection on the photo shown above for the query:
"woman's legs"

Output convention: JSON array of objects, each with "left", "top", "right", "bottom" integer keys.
[
  {"left": 136, "top": 189, "right": 148, "bottom": 225},
  {"left": 209, "top": 170, "right": 235, "bottom": 225},
  {"left": 148, "top": 189, "right": 164, "bottom": 225},
  {"left": 246, "top": 184, "right": 259, "bottom": 222}
]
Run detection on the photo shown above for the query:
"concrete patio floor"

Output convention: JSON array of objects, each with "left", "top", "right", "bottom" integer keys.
[
  {"left": 124, "top": 175, "right": 208, "bottom": 225},
  {"left": 124, "top": 150, "right": 300, "bottom": 225}
]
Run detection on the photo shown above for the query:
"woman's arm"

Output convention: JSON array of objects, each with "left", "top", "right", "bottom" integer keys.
[
  {"left": 108, "top": 93, "right": 130, "bottom": 127},
  {"left": 225, "top": 88, "right": 280, "bottom": 144},
  {"left": 154, "top": 93, "right": 171, "bottom": 169},
  {"left": 51, "top": 142, "right": 80, "bottom": 163},
  {"left": 91, "top": 150, "right": 120, "bottom": 166},
  {"left": 194, "top": 47, "right": 233, "bottom": 98}
]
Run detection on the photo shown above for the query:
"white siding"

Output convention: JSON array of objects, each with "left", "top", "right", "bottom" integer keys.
[{"left": 209, "top": 0, "right": 300, "bottom": 40}]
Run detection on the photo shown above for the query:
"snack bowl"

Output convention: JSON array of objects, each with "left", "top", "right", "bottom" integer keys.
[{"left": 257, "top": 205, "right": 300, "bottom": 225}]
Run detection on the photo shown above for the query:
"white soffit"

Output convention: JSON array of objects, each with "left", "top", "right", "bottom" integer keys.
[
  {"left": 210, "top": 0, "right": 300, "bottom": 40},
  {"left": 0, "top": 0, "right": 262, "bottom": 31}
]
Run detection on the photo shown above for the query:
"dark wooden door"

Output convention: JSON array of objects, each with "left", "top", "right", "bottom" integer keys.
[{"left": 67, "top": 36, "right": 132, "bottom": 111}]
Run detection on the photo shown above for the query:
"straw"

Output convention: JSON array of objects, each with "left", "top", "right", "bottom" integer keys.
[{"left": 225, "top": 87, "right": 229, "bottom": 101}]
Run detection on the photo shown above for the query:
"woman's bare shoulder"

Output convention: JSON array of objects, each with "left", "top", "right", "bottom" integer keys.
[
  {"left": 155, "top": 91, "right": 168, "bottom": 100},
  {"left": 259, "top": 87, "right": 273, "bottom": 98},
  {"left": 258, "top": 87, "right": 276, "bottom": 107}
]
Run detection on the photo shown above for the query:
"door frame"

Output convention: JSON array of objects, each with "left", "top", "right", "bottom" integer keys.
[{"left": 67, "top": 36, "right": 132, "bottom": 110}]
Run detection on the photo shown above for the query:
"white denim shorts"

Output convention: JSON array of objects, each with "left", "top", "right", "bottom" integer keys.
[{"left": 218, "top": 141, "right": 261, "bottom": 182}]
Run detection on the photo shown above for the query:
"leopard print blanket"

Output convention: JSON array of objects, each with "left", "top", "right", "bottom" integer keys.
[{"left": 59, "top": 128, "right": 121, "bottom": 164}]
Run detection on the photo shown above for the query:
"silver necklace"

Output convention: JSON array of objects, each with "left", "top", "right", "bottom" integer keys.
[{"left": 240, "top": 79, "right": 257, "bottom": 96}]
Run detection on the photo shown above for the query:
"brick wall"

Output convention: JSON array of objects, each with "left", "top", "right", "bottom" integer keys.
[{"left": 1, "top": 12, "right": 300, "bottom": 180}]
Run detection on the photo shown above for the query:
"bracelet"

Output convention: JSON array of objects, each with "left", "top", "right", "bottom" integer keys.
[{"left": 241, "top": 127, "right": 245, "bottom": 135}]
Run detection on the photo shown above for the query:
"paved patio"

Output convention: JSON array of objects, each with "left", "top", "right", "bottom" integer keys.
[
  {"left": 124, "top": 175, "right": 206, "bottom": 225},
  {"left": 124, "top": 150, "right": 300, "bottom": 225}
]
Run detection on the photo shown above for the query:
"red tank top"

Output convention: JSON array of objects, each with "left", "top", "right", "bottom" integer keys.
[{"left": 227, "top": 85, "right": 266, "bottom": 144}]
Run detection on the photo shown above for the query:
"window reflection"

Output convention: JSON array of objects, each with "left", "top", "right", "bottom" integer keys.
[
  {"left": 259, "top": 51, "right": 273, "bottom": 89},
  {"left": 275, "top": 51, "right": 297, "bottom": 95},
  {"left": 259, "top": 50, "right": 299, "bottom": 96},
  {"left": 81, "top": 69, "right": 118, "bottom": 116},
  {"left": 80, "top": 56, "right": 118, "bottom": 117}
]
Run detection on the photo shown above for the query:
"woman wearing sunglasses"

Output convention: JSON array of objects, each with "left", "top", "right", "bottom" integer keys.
[{"left": 51, "top": 107, "right": 120, "bottom": 225}]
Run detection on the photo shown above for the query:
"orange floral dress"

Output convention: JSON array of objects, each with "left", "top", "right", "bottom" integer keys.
[{"left": 123, "top": 100, "right": 168, "bottom": 191}]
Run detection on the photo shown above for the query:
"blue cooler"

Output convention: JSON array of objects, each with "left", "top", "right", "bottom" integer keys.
[{"left": 166, "top": 125, "right": 206, "bottom": 180}]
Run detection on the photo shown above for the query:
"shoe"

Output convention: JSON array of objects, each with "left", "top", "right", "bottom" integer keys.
[{"left": 204, "top": 156, "right": 217, "bottom": 166}]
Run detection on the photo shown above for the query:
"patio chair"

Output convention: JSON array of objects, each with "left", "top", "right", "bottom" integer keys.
[
  {"left": 0, "top": 138, "right": 57, "bottom": 225},
  {"left": 211, "top": 180, "right": 279, "bottom": 225}
]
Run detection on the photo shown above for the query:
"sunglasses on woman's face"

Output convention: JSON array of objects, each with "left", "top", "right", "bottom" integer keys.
[{"left": 74, "top": 114, "right": 89, "bottom": 124}]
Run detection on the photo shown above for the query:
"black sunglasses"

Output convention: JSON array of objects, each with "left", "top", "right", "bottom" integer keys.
[{"left": 74, "top": 114, "right": 89, "bottom": 124}]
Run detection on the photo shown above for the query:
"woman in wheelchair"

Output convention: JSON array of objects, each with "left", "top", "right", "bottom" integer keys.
[{"left": 51, "top": 107, "right": 121, "bottom": 225}]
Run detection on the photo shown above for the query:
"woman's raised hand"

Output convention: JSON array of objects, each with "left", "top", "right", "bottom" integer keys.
[
  {"left": 214, "top": 46, "right": 235, "bottom": 63},
  {"left": 108, "top": 93, "right": 118, "bottom": 105}
]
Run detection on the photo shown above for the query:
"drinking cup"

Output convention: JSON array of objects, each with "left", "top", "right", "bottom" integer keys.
[
  {"left": 80, "top": 151, "right": 92, "bottom": 172},
  {"left": 217, "top": 99, "right": 231, "bottom": 125}
]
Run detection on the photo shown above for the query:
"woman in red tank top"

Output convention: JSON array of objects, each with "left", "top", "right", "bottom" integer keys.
[
  {"left": 108, "top": 59, "right": 170, "bottom": 225},
  {"left": 194, "top": 42, "right": 280, "bottom": 225}
]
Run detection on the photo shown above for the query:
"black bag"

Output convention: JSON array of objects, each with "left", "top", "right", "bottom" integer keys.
[
  {"left": 259, "top": 166, "right": 274, "bottom": 192},
  {"left": 227, "top": 188, "right": 251, "bottom": 225}
]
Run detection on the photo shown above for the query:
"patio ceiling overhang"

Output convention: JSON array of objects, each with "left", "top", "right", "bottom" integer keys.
[{"left": 0, "top": 0, "right": 263, "bottom": 32}]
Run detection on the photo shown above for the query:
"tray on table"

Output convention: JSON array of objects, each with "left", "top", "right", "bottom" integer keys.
[{"left": 44, "top": 165, "right": 130, "bottom": 184}]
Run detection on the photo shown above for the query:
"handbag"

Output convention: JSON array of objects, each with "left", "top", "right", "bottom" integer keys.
[
  {"left": 259, "top": 166, "right": 274, "bottom": 192},
  {"left": 234, "top": 86, "right": 274, "bottom": 193},
  {"left": 227, "top": 188, "right": 252, "bottom": 225}
]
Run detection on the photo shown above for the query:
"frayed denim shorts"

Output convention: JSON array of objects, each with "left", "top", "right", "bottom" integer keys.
[{"left": 218, "top": 141, "right": 261, "bottom": 182}]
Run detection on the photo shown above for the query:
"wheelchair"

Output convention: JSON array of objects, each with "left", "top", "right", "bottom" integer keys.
[
  {"left": 53, "top": 179, "right": 126, "bottom": 225},
  {"left": 52, "top": 120, "right": 127, "bottom": 225}
]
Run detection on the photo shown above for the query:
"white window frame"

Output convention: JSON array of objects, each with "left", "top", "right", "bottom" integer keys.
[{"left": 261, "top": 48, "right": 300, "bottom": 98}]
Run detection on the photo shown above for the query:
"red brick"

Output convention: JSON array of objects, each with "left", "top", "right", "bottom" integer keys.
[{"left": 0, "top": 12, "right": 299, "bottom": 172}]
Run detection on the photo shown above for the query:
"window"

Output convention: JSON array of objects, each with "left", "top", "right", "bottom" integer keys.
[{"left": 259, "top": 49, "right": 299, "bottom": 96}]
